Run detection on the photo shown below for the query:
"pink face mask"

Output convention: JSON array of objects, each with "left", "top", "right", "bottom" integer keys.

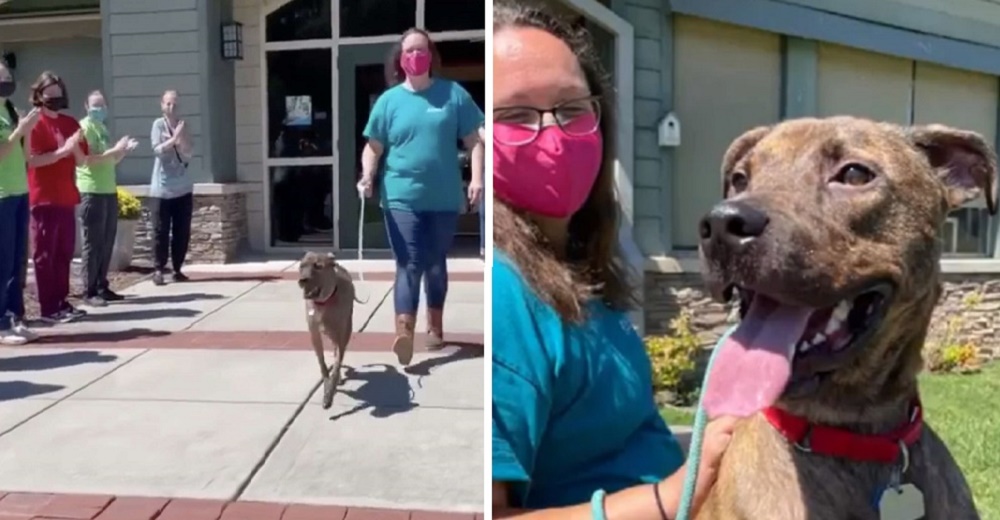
[
  {"left": 493, "top": 113, "right": 603, "bottom": 218},
  {"left": 400, "top": 50, "right": 432, "bottom": 77}
]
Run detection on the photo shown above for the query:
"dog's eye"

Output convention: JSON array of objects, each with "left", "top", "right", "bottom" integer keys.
[
  {"left": 730, "top": 172, "right": 749, "bottom": 193},
  {"left": 834, "top": 164, "right": 876, "bottom": 186}
]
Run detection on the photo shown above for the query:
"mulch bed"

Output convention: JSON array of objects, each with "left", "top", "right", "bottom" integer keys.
[{"left": 20, "top": 266, "right": 154, "bottom": 320}]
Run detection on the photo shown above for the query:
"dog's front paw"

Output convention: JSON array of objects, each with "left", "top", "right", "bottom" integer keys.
[
  {"left": 322, "top": 372, "right": 341, "bottom": 409},
  {"left": 322, "top": 383, "right": 334, "bottom": 409}
]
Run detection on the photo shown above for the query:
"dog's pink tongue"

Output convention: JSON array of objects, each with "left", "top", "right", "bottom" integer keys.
[{"left": 702, "top": 296, "right": 813, "bottom": 419}]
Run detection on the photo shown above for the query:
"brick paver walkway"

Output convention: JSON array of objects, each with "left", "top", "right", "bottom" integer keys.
[
  {"left": 0, "top": 266, "right": 485, "bottom": 516},
  {"left": 0, "top": 492, "right": 482, "bottom": 520}
]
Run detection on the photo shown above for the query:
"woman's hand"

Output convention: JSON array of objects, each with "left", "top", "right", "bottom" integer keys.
[
  {"left": 113, "top": 136, "right": 139, "bottom": 156},
  {"left": 467, "top": 180, "right": 483, "bottom": 206},
  {"left": 695, "top": 415, "right": 739, "bottom": 490},
  {"left": 11, "top": 108, "right": 40, "bottom": 140},
  {"left": 56, "top": 130, "right": 82, "bottom": 157},
  {"left": 114, "top": 136, "right": 130, "bottom": 152},
  {"left": 357, "top": 176, "right": 373, "bottom": 198},
  {"left": 657, "top": 415, "right": 740, "bottom": 518}
]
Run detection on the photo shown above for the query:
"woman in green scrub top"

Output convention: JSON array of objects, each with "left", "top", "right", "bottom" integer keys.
[{"left": 0, "top": 60, "right": 40, "bottom": 345}]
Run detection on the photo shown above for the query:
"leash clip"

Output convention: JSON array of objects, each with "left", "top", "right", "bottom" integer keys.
[
  {"left": 793, "top": 425, "right": 814, "bottom": 453},
  {"left": 889, "top": 439, "right": 910, "bottom": 492}
]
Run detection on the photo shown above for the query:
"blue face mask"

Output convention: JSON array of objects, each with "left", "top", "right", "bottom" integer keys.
[{"left": 87, "top": 106, "right": 106, "bottom": 122}]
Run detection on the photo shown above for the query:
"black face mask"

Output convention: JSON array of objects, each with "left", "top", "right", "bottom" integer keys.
[
  {"left": 36, "top": 96, "right": 67, "bottom": 111},
  {"left": 0, "top": 81, "right": 14, "bottom": 99}
]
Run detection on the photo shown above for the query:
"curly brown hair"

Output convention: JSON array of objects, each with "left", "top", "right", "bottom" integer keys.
[{"left": 493, "top": 0, "right": 637, "bottom": 323}]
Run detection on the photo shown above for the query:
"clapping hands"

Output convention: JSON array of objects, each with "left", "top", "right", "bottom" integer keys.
[
  {"left": 58, "top": 130, "right": 82, "bottom": 155},
  {"left": 116, "top": 136, "right": 139, "bottom": 153},
  {"left": 17, "top": 108, "right": 40, "bottom": 134}
]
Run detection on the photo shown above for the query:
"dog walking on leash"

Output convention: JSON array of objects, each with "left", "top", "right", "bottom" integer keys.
[{"left": 298, "top": 251, "right": 369, "bottom": 410}]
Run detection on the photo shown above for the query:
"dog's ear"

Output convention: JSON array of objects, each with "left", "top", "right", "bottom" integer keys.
[
  {"left": 721, "top": 126, "right": 772, "bottom": 198},
  {"left": 908, "top": 124, "right": 999, "bottom": 215},
  {"left": 326, "top": 252, "right": 336, "bottom": 261}
]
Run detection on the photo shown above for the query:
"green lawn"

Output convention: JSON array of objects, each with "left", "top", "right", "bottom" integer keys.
[
  {"left": 660, "top": 363, "right": 1000, "bottom": 517},
  {"left": 921, "top": 363, "right": 1000, "bottom": 516}
]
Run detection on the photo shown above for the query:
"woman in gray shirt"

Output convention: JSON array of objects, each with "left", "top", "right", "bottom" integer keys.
[{"left": 149, "top": 89, "right": 193, "bottom": 286}]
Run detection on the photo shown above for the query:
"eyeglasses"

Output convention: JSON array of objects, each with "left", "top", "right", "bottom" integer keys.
[{"left": 493, "top": 95, "right": 601, "bottom": 146}]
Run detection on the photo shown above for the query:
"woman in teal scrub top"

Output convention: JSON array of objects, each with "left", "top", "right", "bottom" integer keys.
[
  {"left": 491, "top": 2, "right": 738, "bottom": 518},
  {"left": 358, "top": 28, "right": 485, "bottom": 366}
]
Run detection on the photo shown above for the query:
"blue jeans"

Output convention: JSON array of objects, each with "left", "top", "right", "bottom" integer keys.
[
  {"left": 384, "top": 209, "right": 459, "bottom": 315},
  {"left": 0, "top": 195, "right": 28, "bottom": 331}
]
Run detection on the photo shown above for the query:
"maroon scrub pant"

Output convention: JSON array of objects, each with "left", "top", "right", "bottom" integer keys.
[{"left": 30, "top": 205, "right": 75, "bottom": 317}]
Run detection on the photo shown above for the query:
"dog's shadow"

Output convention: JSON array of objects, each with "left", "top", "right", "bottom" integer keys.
[
  {"left": 326, "top": 345, "right": 481, "bottom": 421},
  {"left": 328, "top": 363, "right": 417, "bottom": 421}
]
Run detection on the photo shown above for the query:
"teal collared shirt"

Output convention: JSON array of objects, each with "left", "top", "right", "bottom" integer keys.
[
  {"left": 492, "top": 250, "right": 685, "bottom": 508},
  {"left": 362, "top": 78, "right": 483, "bottom": 213}
]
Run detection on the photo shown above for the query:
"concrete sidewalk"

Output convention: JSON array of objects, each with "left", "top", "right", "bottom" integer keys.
[{"left": 0, "top": 260, "right": 485, "bottom": 515}]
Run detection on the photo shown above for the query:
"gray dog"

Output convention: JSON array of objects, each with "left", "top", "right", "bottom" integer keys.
[{"left": 298, "top": 251, "right": 367, "bottom": 409}]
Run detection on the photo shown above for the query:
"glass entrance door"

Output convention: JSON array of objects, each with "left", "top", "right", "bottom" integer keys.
[
  {"left": 263, "top": 0, "right": 335, "bottom": 248},
  {"left": 337, "top": 43, "right": 393, "bottom": 250},
  {"left": 336, "top": 40, "right": 486, "bottom": 253},
  {"left": 265, "top": 47, "right": 335, "bottom": 247},
  {"left": 262, "top": 0, "right": 485, "bottom": 252},
  {"left": 437, "top": 39, "right": 485, "bottom": 253}
]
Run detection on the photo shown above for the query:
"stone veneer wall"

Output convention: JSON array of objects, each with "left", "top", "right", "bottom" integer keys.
[
  {"left": 133, "top": 192, "right": 248, "bottom": 265},
  {"left": 645, "top": 271, "right": 1000, "bottom": 360}
]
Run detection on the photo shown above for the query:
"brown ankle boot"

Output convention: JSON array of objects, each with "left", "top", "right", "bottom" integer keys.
[
  {"left": 426, "top": 308, "right": 445, "bottom": 350},
  {"left": 393, "top": 314, "right": 416, "bottom": 366}
]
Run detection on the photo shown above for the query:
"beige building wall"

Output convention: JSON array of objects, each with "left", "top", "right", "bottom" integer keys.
[
  {"left": 671, "top": 16, "right": 782, "bottom": 248},
  {"left": 817, "top": 43, "right": 912, "bottom": 124},
  {"left": 103, "top": 0, "right": 206, "bottom": 185},
  {"left": 913, "top": 62, "right": 998, "bottom": 145}
]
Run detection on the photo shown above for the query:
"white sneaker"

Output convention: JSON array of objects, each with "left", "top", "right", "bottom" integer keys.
[
  {"left": 11, "top": 323, "right": 38, "bottom": 343},
  {"left": 0, "top": 330, "right": 29, "bottom": 346}
]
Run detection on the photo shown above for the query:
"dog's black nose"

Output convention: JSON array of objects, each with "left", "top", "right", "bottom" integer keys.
[{"left": 699, "top": 200, "right": 770, "bottom": 251}]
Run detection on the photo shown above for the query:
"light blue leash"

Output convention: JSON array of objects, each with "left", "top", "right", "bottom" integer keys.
[{"left": 674, "top": 324, "right": 738, "bottom": 520}]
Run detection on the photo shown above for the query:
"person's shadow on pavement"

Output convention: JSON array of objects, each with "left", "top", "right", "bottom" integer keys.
[
  {"left": 403, "top": 343, "right": 482, "bottom": 378},
  {"left": 0, "top": 351, "right": 118, "bottom": 372},
  {"left": 0, "top": 381, "right": 64, "bottom": 401},
  {"left": 328, "top": 363, "right": 417, "bottom": 421}
]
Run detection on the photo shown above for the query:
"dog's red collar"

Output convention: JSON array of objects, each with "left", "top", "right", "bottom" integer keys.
[
  {"left": 762, "top": 399, "right": 923, "bottom": 464},
  {"left": 313, "top": 288, "right": 338, "bottom": 306}
]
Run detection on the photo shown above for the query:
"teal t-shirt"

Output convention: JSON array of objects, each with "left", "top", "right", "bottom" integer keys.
[
  {"left": 362, "top": 79, "right": 483, "bottom": 213},
  {"left": 492, "top": 250, "right": 685, "bottom": 508}
]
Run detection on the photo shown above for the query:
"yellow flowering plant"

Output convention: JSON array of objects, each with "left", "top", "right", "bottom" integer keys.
[{"left": 117, "top": 187, "right": 142, "bottom": 220}]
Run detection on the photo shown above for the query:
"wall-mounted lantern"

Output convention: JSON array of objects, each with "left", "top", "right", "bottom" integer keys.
[{"left": 221, "top": 22, "right": 243, "bottom": 61}]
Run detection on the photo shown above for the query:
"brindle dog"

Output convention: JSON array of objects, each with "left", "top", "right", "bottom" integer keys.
[
  {"left": 695, "top": 116, "right": 995, "bottom": 519},
  {"left": 299, "top": 251, "right": 367, "bottom": 410}
]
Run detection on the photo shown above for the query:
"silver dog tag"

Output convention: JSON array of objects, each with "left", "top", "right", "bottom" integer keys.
[{"left": 879, "top": 484, "right": 925, "bottom": 520}]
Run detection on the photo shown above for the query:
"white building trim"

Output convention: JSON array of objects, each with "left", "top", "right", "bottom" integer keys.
[{"left": 0, "top": 12, "right": 99, "bottom": 26}]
